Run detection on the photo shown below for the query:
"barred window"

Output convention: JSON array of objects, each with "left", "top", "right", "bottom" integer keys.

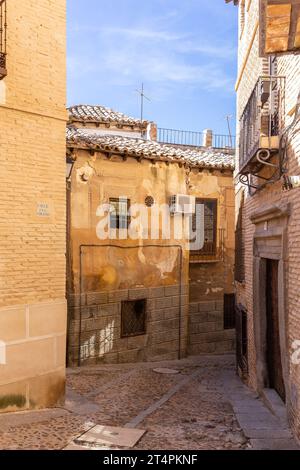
[
  {"left": 0, "top": 0, "right": 7, "bottom": 80},
  {"left": 109, "top": 198, "right": 130, "bottom": 230},
  {"left": 235, "top": 193, "right": 245, "bottom": 283},
  {"left": 121, "top": 300, "right": 147, "bottom": 337},
  {"left": 192, "top": 198, "right": 217, "bottom": 256},
  {"left": 236, "top": 305, "right": 248, "bottom": 375}
]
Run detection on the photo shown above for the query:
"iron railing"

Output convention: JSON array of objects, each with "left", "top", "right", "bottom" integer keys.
[
  {"left": 0, "top": 0, "right": 7, "bottom": 79},
  {"left": 190, "top": 228, "right": 225, "bottom": 262},
  {"left": 239, "top": 75, "right": 285, "bottom": 173},
  {"left": 158, "top": 128, "right": 235, "bottom": 149},
  {"left": 236, "top": 305, "right": 248, "bottom": 376}
]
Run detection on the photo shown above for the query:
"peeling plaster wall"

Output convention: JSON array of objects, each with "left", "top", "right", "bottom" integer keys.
[
  {"left": 188, "top": 170, "right": 236, "bottom": 355},
  {"left": 67, "top": 150, "right": 235, "bottom": 365},
  {"left": 189, "top": 171, "right": 235, "bottom": 302}
]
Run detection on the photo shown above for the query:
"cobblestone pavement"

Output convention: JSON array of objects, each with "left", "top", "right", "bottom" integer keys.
[{"left": 0, "top": 355, "right": 298, "bottom": 450}]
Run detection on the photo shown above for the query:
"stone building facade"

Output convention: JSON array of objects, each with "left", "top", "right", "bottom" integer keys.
[
  {"left": 66, "top": 105, "right": 236, "bottom": 366},
  {"left": 0, "top": 0, "right": 67, "bottom": 412},
  {"left": 229, "top": 0, "right": 300, "bottom": 441}
]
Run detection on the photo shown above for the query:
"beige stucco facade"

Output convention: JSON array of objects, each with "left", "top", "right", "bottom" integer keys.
[
  {"left": 0, "top": 0, "right": 67, "bottom": 412},
  {"left": 66, "top": 114, "right": 235, "bottom": 366},
  {"left": 234, "top": 0, "right": 300, "bottom": 441}
]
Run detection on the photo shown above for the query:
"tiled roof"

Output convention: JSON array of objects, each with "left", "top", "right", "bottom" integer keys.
[
  {"left": 66, "top": 127, "right": 235, "bottom": 170},
  {"left": 68, "top": 104, "right": 148, "bottom": 126}
]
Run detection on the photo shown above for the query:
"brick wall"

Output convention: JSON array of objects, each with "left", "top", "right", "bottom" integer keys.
[
  {"left": 235, "top": 0, "right": 300, "bottom": 441},
  {"left": 0, "top": 0, "right": 67, "bottom": 412}
]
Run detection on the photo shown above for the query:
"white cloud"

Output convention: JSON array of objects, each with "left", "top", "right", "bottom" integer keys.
[
  {"left": 68, "top": 13, "right": 236, "bottom": 97},
  {"left": 101, "top": 26, "right": 186, "bottom": 42}
]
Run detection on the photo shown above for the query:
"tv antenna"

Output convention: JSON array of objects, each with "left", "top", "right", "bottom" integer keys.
[
  {"left": 225, "top": 115, "right": 233, "bottom": 148},
  {"left": 136, "top": 83, "right": 151, "bottom": 127}
]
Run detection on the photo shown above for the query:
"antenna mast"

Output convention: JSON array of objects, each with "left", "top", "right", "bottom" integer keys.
[
  {"left": 136, "top": 83, "right": 151, "bottom": 135},
  {"left": 226, "top": 115, "right": 233, "bottom": 148}
]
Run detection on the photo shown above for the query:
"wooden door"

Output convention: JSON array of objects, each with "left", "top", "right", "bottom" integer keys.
[{"left": 266, "top": 259, "right": 286, "bottom": 402}]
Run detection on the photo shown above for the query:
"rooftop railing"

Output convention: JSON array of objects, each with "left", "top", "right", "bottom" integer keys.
[{"left": 157, "top": 128, "right": 235, "bottom": 150}]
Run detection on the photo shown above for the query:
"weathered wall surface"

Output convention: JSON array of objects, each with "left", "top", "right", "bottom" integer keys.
[
  {"left": 68, "top": 151, "right": 190, "bottom": 365},
  {"left": 67, "top": 149, "right": 235, "bottom": 365},
  {"left": 188, "top": 170, "right": 236, "bottom": 355},
  {"left": 235, "top": 0, "right": 300, "bottom": 440},
  {"left": 0, "top": 0, "right": 67, "bottom": 412}
]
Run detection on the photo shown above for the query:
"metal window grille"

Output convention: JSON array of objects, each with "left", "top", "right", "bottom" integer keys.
[
  {"left": 235, "top": 194, "right": 245, "bottom": 282},
  {"left": 239, "top": 75, "right": 285, "bottom": 174},
  {"left": 0, "top": 0, "right": 7, "bottom": 79},
  {"left": 224, "top": 293, "right": 236, "bottom": 330},
  {"left": 109, "top": 198, "right": 130, "bottom": 230},
  {"left": 236, "top": 305, "right": 248, "bottom": 375},
  {"left": 121, "top": 299, "right": 147, "bottom": 337},
  {"left": 191, "top": 199, "right": 218, "bottom": 256}
]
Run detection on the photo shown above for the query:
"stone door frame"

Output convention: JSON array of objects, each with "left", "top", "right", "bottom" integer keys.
[{"left": 251, "top": 203, "right": 290, "bottom": 404}]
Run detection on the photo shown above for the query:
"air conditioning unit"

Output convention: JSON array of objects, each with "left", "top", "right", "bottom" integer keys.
[{"left": 169, "top": 195, "right": 196, "bottom": 215}]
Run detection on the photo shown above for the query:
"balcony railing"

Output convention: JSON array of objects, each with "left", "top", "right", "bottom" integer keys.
[
  {"left": 239, "top": 75, "right": 285, "bottom": 175},
  {"left": 158, "top": 128, "right": 235, "bottom": 150},
  {"left": 0, "top": 0, "right": 6, "bottom": 80},
  {"left": 190, "top": 228, "right": 225, "bottom": 263}
]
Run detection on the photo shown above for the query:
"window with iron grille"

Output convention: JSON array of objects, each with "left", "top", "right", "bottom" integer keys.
[
  {"left": 235, "top": 193, "right": 245, "bottom": 283},
  {"left": 191, "top": 198, "right": 217, "bottom": 257},
  {"left": 0, "top": 0, "right": 7, "bottom": 80},
  {"left": 224, "top": 293, "right": 236, "bottom": 330},
  {"left": 121, "top": 299, "right": 147, "bottom": 337},
  {"left": 236, "top": 305, "right": 248, "bottom": 375},
  {"left": 109, "top": 198, "right": 130, "bottom": 230}
]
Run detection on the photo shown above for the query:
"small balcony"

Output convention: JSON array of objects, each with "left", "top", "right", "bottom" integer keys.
[
  {"left": 190, "top": 228, "right": 225, "bottom": 264},
  {"left": 239, "top": 75, "right": 285, "bottom": 176},
  {"left": 0, "top": 0, "right": 6, "bottom": 80}
]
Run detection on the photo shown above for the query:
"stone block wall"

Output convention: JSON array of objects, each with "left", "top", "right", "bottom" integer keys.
[
  {"left": 68, "top": 285, "right": 189, "bottom": 366},
  {"left": 188, "top": 300, "right": 235, "bottom": 356}
]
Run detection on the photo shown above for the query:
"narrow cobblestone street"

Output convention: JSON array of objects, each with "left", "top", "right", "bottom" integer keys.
[{"left": 0, "top": 355, "right": 298, "bottom": 450}]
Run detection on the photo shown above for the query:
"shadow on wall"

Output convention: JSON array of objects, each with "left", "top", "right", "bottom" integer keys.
[{"left": 68, "top": 245, "right": 189, "bottom": 366}]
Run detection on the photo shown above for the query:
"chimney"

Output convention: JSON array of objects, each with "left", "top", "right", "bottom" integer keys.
[
  {"left": 146, "top": 122, "right": 158, "bottom": 141},
  {"left": 202, "top": 129, "right": 213, "bottom": 147}
]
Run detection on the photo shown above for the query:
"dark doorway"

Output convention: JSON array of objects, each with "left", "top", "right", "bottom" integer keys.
[{"left": 266, "top": 259, "right": 286, "bottom": 402}]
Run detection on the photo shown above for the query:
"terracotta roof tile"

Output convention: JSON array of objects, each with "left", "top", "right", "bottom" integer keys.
[
  {"left": 68, "top": 104, "right": 148, "bottom": 126},
  {"left": 66, "top": 126, "right": 235, "bottom": 170}
]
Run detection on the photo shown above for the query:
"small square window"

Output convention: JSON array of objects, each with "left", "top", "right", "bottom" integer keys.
[
  {"left": 109, "top": 197, "right": 130, "bottom": 230},
  {"left": 121, "top": 299, "right": 147, "bottom": 337}
]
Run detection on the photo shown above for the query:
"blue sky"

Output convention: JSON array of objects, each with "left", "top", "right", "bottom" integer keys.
[{"left": 67, "top": 1, "right": 238, "bottom": 135}]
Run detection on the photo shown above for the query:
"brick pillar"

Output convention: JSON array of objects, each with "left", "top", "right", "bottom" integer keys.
[
  {"left": 147, "top": 122, "right": 157, "bottom": 141},
  {"left": 202, "top": 129, "right": 213, "bottom": 147}
]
